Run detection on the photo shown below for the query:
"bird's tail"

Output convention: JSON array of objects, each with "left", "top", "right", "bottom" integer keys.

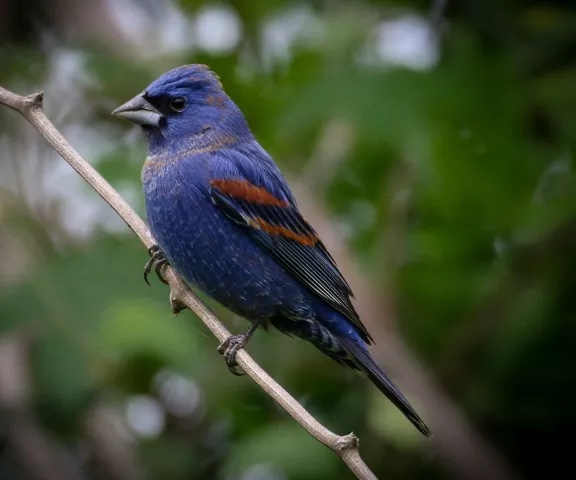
[{"left": 338, "top": 335, "right": 432, "bottom": 437}]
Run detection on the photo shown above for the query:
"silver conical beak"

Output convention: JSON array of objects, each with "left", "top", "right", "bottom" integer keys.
[{"left": 112, "top": 93, "right": 163, "bottom": 127}]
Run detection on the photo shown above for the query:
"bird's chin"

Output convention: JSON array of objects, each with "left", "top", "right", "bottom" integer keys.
[
  {"left": 142, "top": 124, "right": 167, "bottom": 150},
  {"left": 141, "top": 123, "right": 160, "bottom": 133}
]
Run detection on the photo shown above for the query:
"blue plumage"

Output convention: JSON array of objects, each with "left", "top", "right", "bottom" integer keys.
[{"left": 113, "top": 64, "right": 430, "bottom": 436}]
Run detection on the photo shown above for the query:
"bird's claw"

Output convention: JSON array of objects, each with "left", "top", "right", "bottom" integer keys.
[
  {"left": 144, "top": 244, "right": 170, "bottom": 286},
  {"left": 217, "top": 334, "right": 249, "bottom": 376}
]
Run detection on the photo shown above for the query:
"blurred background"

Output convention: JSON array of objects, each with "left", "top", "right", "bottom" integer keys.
[{"left": 1, "top": 0, "right": 575, "bottom": 479}]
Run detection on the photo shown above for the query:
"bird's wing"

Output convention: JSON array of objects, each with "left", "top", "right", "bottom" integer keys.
[{"left": 209, "top": 177, "right": 373, "bottom": 344}]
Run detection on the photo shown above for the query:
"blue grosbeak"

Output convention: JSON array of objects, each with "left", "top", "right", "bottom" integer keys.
[{"left": 112, "top": 65, "right": 430, "bottom": 436}]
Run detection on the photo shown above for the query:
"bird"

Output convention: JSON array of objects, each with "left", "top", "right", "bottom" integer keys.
[{"left": 112, "top": 64, "right": 431, "bottom": 437}]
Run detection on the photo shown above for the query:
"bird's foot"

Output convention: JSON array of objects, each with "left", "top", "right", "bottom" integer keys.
[
  {"left": 217, "top": 333, "right": 252, "bottom": 376},
  {"left": 144, "top": 244, "right": 169, "bottom": 286}
]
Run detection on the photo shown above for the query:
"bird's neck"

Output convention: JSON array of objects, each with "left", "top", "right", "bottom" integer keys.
[{"left": 146, "top": 104, "right": 252, "bottom": 157}]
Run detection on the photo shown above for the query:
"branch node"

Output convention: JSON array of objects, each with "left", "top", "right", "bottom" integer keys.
[
  {"left": 336, "top": 433, "right": 360, "bottom": 452},
  {"left": 170, "top": 292, "right": 187, "bottom": 315},
  {"left": 22, "top": 91, "right": 44, "bottom": 111}
]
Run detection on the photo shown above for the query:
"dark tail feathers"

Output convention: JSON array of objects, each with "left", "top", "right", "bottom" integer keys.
[{"left": 339, "top": 336, "right": 431, "bottom": 437}]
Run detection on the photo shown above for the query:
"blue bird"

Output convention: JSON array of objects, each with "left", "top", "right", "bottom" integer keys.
[{"left": 112, "top": 64, "right": 430, "bottom": 437}]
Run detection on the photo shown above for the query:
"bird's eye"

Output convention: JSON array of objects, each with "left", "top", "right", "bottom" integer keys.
[{"left": 169, "top": 97, "right": 187, "bottom": 113}]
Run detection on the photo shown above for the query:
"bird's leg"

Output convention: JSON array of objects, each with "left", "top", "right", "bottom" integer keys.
[
  {"left": 144, "top": 244, "right": 170, "bottom": 286},
  {"left": 217, "top": 319, "right": 262, "bottom": 376}
]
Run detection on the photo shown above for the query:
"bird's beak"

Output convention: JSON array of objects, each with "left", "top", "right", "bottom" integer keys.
[{"left": 112, "top": 93, "right": 162, "bottom": 128}]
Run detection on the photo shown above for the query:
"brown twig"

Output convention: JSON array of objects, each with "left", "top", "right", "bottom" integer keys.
[{"left": 0, "top": 86, "right": 378, "bottom": 480}]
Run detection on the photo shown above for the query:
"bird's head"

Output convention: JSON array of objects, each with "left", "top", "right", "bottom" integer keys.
[{"left": 112, "top": 64, "right": 248, "bottom": 151}]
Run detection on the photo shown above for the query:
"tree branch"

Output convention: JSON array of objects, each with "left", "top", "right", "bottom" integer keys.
[{"left": 0, "top": 86, "right": 378, "bottom": 480}]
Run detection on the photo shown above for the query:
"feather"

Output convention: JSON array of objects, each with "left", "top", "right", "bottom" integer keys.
[
  {"left": 210, "top": 179, "right": 374, "bottom": 344},
  {"left": 337, "top": 336, "right": 432, "bottom": 437}
]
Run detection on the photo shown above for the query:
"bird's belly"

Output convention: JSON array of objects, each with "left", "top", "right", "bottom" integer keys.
[{"left": 145, "top": 188, "right": 312, "bottom": 321}]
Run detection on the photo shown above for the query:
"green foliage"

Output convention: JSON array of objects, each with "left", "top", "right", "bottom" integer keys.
[
  {"left": 98, "top": 299, "right": 200, "bottom": 390},
  {"left": 224, "top": 421, "right": 339, "bottom": 478},
  {"left": 1, "top": 0, "right": 576, "bottom": 478}
]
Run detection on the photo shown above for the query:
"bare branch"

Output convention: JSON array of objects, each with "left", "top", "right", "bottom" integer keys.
[{"left": 0, "top": 86, "right": 378, "bottom": 480}]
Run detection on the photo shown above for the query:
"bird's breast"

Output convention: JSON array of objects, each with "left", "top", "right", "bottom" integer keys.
[
  {"left": 140, "top": 155, "right": 312, "bottom": 321},
  {"left": 142, "top": 156, "right": 216, "bottom": 256}
]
